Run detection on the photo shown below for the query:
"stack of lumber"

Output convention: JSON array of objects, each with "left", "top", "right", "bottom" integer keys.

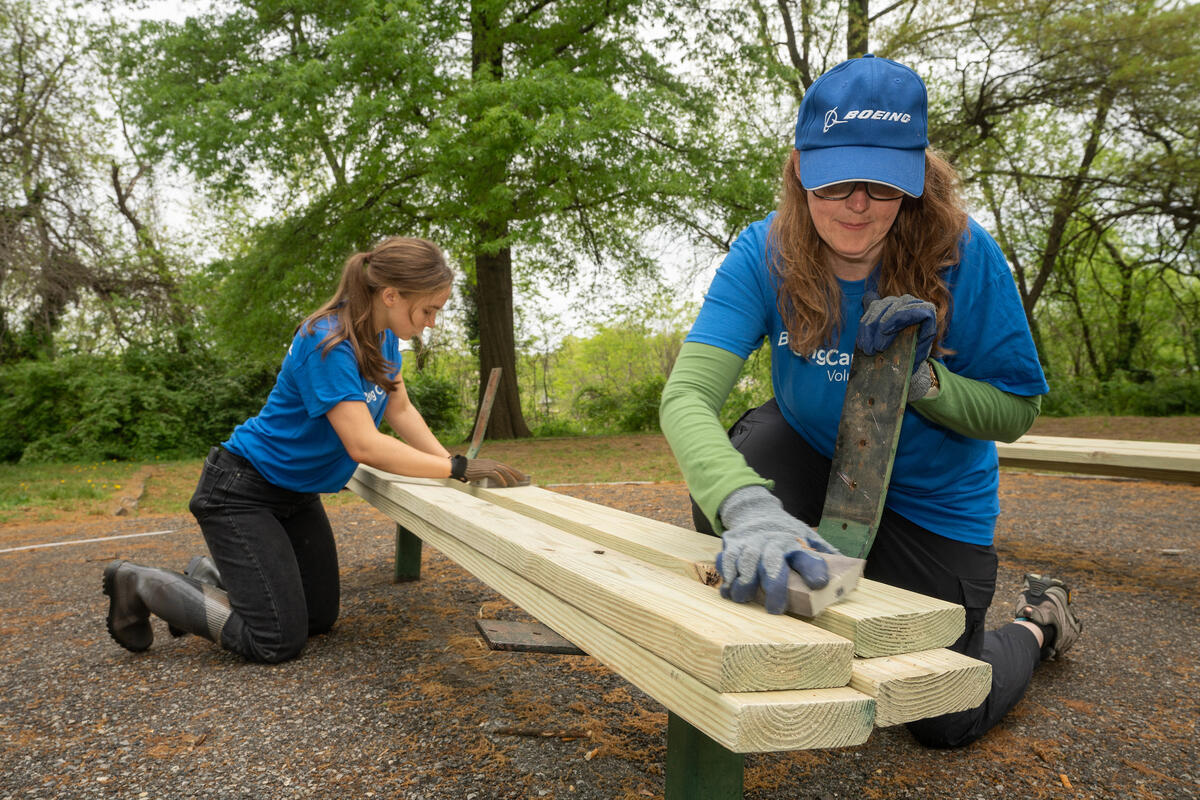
[
  {"left": 348, "top": 466, "right": 992, "bottom": 753},
  {"left": 997, "top": 435, "right": 1200, "bottom": 484}
]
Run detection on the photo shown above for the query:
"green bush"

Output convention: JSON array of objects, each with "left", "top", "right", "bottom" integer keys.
[
  {"left": 530, "top": 416, "right": 580, "bottom": 437},
  {"left": 0, "top": 348, "right": 275, "bottom": 464},
  {"left": 0, "top": 358, "right": 74, "bottom": 462},
  {"left": 618, "top": 376, "right": 665, "bottom": 432},
  {"left": 1041, "top": 372, "right": 1200, "bottom": 417},
  {"left": 573, "top": 384, "right": 622, "bottom": 432},
  {"left": 404, "top": 372, "right": 464, "bottom": 437},
  {"left": 571, "top": 376, "right": 665, "bottom": 433},
  {"left": 1104, "top": 373, "right": 1200, "bottom": 415}
]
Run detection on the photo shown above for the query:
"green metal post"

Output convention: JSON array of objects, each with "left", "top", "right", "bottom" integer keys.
[
  {"left": 394, "top": 524, "right": 422, "bottom": 582},
  {"left": 664, "top": 711, "right": 744, "bottom": 800}
]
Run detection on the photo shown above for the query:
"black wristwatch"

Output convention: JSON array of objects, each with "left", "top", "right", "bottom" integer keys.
[{"left": 449, "top": 454, "right": 469, "bottom": 482}]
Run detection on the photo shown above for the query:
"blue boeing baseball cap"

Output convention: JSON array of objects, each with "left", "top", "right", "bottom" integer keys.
[{"left": 794, "top": 54, "right": 929, "bottom": 197}]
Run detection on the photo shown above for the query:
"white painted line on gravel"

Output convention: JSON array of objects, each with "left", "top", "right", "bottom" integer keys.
[{"left": 0, "top": 528, "right": 186, "bottom": 555}]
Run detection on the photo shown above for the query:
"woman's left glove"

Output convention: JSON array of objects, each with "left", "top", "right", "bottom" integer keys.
[
  {"left": 858, "top": 293, "right": 937, "bottom": 401},
  {"left": 450, "top": 455, "right": 527, "bottom": 487}
]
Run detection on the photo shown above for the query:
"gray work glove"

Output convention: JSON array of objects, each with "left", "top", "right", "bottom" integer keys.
[
  {"left": 858, "top": 293, "right": 937, "bottom": 401},
  {"left": 715, "top": 485, "right": 839, "bottom": 614}
]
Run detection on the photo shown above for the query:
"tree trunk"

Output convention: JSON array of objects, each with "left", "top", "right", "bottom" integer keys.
[
  {"left": 475, "top": 245, "right": 531, "bottom": 439},
  {"left": 1024, "top": 86, "right": 1114, "bottom": 318},
  {"left": 469, "top": 0, "right": 532, "bottom": 440},
  {"left": 847, "top": 0, "right": 869, "bottom": 58},
  {"left": 1102, "top": 240, "right": 1140, "bottom": 380}
]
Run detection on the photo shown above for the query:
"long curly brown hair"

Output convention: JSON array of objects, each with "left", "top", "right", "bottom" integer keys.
[
  {"left": 301, "top": 237, "right": 452, "bottom": 393},
  {"left": 768, "top": 148, "right": 967, "bottom": 356}
]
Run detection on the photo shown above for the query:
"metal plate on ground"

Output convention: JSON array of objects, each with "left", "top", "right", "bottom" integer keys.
[{"left": 475, "top": 618, "right": 586, "bottom": 655}]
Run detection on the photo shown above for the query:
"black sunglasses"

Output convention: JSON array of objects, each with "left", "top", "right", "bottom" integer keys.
[{"left": 811, "top": 181, "right": 906, "bottom": 201}]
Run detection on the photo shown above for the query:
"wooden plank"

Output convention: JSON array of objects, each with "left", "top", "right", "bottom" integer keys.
[
  {"left": 359, "top": 496, "right": 875, "bottom": 753},
  {"left": 350, "top": 470, "right": 854, "bottom": 692},
  {"left": 850, "top": 649, "right": 991, "bottom": 727},
  {"left": 1013, "top": 436, "right": 1199, "bottom": 454},
  {"left": 455, "top": 479, "right": 723, "bottom": 584},
  {"left": 807, "top": 579, "right": 963, "bottom": 659},
  {"left": 398, "top": 470, "right": 963, "bottom": 658},
  {"left": 997, "top": 435, "right": 1200, "bottom": 484}
]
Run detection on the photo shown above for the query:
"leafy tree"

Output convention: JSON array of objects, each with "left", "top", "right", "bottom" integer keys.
[
  {"left": 895, "top": 0, "right": 1199, "bottom": 381},
  {"left": 116, "top": 0, "right": 754, "bottom": 438},
  {"left": 0, "top": 0, "right": 107, "bottom": 360},
  {"left": 0, "top": 0, "right": 200, "bottom": 361}
]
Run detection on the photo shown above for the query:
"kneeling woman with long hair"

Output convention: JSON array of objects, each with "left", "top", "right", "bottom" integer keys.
[{"left": 103, "top": 237, "right": 524, "bottom": 664}]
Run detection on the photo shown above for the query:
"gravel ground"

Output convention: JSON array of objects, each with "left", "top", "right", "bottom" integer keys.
[{"left": 1, "top": 471, "right": 1197, "bottom": 800}]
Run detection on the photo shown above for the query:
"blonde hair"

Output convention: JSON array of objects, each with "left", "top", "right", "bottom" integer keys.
[
  {"left": 768, "top": 149, "right": 967, "bottom": 356},
  {"left": 301, "top": 237, "right": 452, "bottom": 392}
]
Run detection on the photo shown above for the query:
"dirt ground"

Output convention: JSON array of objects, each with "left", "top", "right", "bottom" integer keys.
[{"left": 1, "top": 424, "right": 1198, "bottom": 799}]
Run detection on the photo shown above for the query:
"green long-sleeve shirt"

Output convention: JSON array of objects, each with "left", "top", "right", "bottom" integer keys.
[{"left": 659, "top": 342, "right": 1042, "bottom": 533}]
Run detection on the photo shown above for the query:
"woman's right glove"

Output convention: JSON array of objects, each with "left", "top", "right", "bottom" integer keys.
[
  {"left": 715, "top": 485, "right": 839, "bottom": 614},
  {"left": 450, "top": 455, "right": 527, "bottom": 487},
  {"left": 858, "top": 292, "right": 938, "bottom": 401}
]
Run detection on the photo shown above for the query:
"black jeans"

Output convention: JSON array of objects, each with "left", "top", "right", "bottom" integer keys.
[
  {"left": 188, "top": 447, "right": 340, "bottom": 663},
  {"left": 694, "top": 400, "right": 1041, "bottom": 748}
]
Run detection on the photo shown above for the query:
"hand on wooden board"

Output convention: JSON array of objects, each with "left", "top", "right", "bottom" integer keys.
[{"left": 715, "top": 485, "right": 841, "bottom": 614}]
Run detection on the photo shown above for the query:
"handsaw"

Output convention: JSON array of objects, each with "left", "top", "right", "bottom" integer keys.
[
  {"left": 816, "top": 327, "right": 918, "bottom": 558},
  {"left": 466, "top": 367, "right": 502, "bottom": 460}
]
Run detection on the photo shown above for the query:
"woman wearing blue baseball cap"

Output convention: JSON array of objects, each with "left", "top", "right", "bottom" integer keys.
[{"left": 660, "top": 55, "right": 1082, "bottom": 747}]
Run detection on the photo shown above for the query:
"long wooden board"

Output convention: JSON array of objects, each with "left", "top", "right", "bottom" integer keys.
[
  {"left": 997, "top": 435, "right": 1200, "bottom": 484},
  {"left": 356, "top": 489, "right": 876, "bottom": 752},
  {"left": 396, "top": 471, "right": 963, "bottom": 658},
  {"left": 806, "top": 579, "right": 962, "bottom": 658},
  {"left": 349, "top": 470, "right": 853, "bottom": 692},
  {"left": 352, "top": 469, "right": 994, "bottom": 743},
  {"left": 849, "top": 648, "right": 991, "bottom": 727},
  {"left": 456, "top": 479, "right": 723, "bottom": 583}
]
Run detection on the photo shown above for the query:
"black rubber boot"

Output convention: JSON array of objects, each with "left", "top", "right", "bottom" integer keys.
[
  {"left": 103, "top": 561, "right": 232, "bottom": 652},
  {"left": 169, "top": 556, "right": 225, "bottom": 637},
  {"left": 102, "top": 561, "right": 153, "bottom": 651}
]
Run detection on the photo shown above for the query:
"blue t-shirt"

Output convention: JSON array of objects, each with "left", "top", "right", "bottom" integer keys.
[
  {"left": 686, "top": 213, "right": 1048, "bottom": 545},
  {"left": 225, "top": 318, "right": 402, "bottom": 493}
]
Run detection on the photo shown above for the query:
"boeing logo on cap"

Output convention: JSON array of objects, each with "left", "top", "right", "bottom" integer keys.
[{"left": 822, "top": 106, "right": 913, "bottom": 134}]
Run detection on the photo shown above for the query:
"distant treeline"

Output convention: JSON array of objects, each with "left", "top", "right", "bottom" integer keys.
[{"left": 2, "top": 328, "right": 1196, "bottom": 464}]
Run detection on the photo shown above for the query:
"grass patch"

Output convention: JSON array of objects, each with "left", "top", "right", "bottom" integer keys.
[
  {"left": 468, "top": 433, "right": 684, "bottom": 485},
  {"left": 0, "top": 433, "right": 685, "bottom": 525},
  {"left": 0, "top": 461, "right": 146, "bottom": 524}
]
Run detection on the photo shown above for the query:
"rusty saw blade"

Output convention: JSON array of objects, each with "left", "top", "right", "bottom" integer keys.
[
  {"left": 816, "top": 327, "right": 917, "bottom": 559},
  {"left": 466, "top": 367, "right": 502, "bottom": 459}
]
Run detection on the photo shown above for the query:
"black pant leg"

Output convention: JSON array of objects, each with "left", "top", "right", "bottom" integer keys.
[
  {"left": 284, "top": 496, "right": 340, "bottom": 636},
  {"left": 188, "top": 447, "right": 317, "bottom": 664}
]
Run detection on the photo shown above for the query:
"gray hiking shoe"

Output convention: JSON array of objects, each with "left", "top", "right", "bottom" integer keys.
[{"left": 1015, "top": 574, "right": 1082, "bottom": 660}]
